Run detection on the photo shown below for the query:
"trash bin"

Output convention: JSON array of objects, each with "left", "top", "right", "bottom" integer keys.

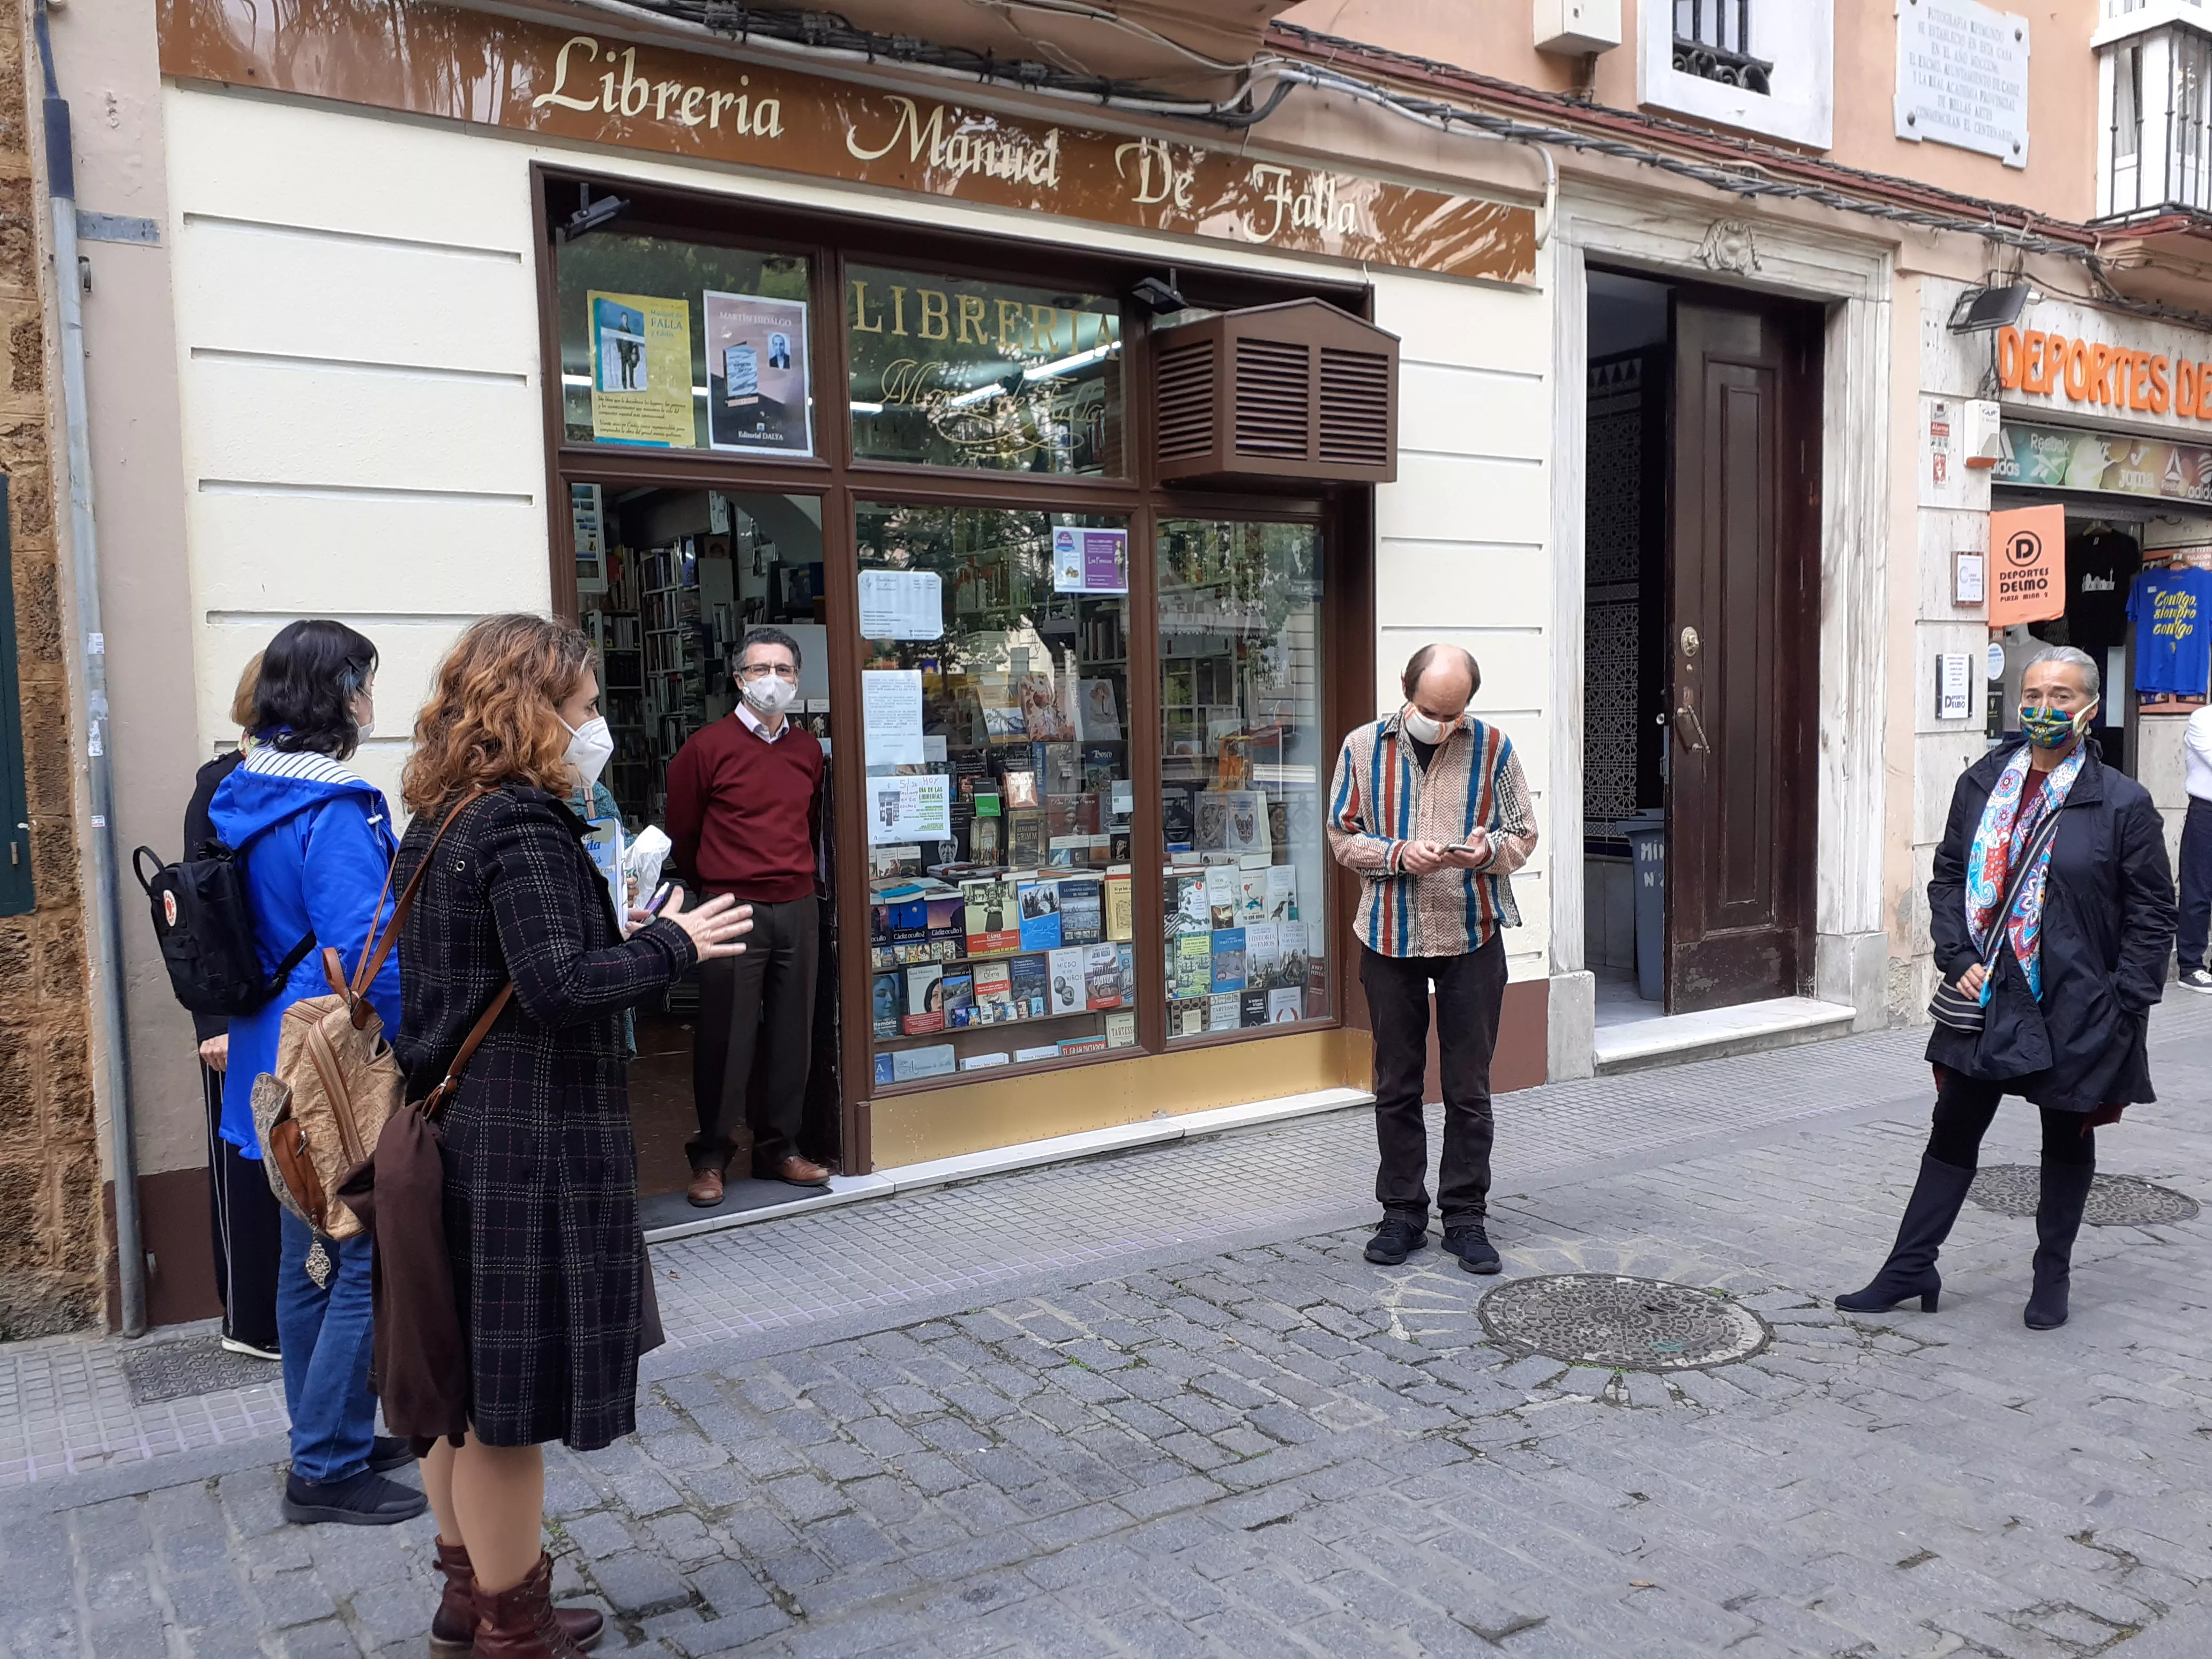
[{"left": 1620, "top": 817, "right": 1665, "bottom": 1004}]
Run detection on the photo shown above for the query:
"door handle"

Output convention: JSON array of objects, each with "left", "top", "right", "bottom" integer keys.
[{"left": 1673, "top": 701, "right": 1711, "bottom": 754}]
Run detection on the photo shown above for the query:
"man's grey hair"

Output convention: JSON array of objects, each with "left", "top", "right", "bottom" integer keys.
[{"left": 2026, "top": 644, "right": 2100, "bottom": 698}]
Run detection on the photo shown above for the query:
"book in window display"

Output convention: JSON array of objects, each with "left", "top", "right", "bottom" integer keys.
[
  {"left": 1244, "top": 922, "right": 1280, "bottom": 987},
  {"left": 1058, "top": 877, "right": 1104, "bottom": 945},
  {"left": 1239, "top": 988, "right": 1269, "bottom": 1028},
  {"left": 891, "top": 1043, "right": 956, "bottom": 1082},
  {"left": 1205, "top": 866, "right": 1237, "bottom": 930},
  {"left": 973, "top": 960, "right": 1017, "bottom": 1025},
  {"left": 1268, "top": 988, "right": 1303, "bottom": 1024},
  {"left": 1104, "top": 869, "right": 1133, "bottom": 941},
  {"left": 1083, "top": 943, "right": 1124, "bottom": 1010},
  {"left": 1046, "top": 947, "right": 1086, "bottom": 1015},
  {"left": 1195, "top": 790, "right": 1272, "bottom": 856},
  {"left": 962, "top": 876, "right": 1019, "bottom": 956},
  {"left": 1267, "top": 865, "right": 1299, "bottom": 923},
  {"left": 1173, "top": 933, "right": 1212, "bottom": 1000},
  {"left": 940, "top": 970, "right": 977, "bottom": 1029},
  {"left": 1174, "top": 1000, "right": 1207, "bottom": 1038},
  {"left": 871, "top": 973, "right": 901, "bottom": 1039},
  {"left": 1236, "top": 856, "right": 1271, "bottom": 925},
  {"left": 903, "top": 965, "right": 946, "bottom": 1034},
  {"left": 1008, "top": 953, "right": 1050, "bottom": 1017},
  {"left": 1007, "top": 809, "right": 1045, "bottom": 868},
  {"left": 1208, "top": 992, "right": 1240, "bottom": 1032},
  {"left": 1016, "top": 878, "right": 1062, "bottom": 949},
  {"left": 1105, "top": 1011, "right": 1137, "bottom": 1049},
  {"left": 1210, "top": 928, "right": 1247, "bottom": 993}
]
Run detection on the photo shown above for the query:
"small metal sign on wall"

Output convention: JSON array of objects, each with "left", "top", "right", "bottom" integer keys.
[{"left": 0, "top": 476, "right": 32, "bottom": 915}]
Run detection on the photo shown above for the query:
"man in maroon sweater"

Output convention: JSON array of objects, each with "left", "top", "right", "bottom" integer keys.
[{"left": 667, "top": 626, "right": 830, "bottom": 1202}]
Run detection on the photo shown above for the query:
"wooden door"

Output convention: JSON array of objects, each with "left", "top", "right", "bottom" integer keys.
[{"left": 1665, "top": 298, "right": 1819, "bottom": 1012}]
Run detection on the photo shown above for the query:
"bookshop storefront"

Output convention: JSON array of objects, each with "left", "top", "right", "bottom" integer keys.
[{"left": 154, "top": 0, "right": 1546, "bottom": 1199}]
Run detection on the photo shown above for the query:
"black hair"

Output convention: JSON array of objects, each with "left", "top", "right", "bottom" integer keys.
[
  {"left": 735, "top": 625, "right": 802, "bottom": 689},
  {"left": 1401, "top": 643, "right": 1480, "bottom": 701},
  {"left": 253, "top": 619, "right": 379, "bottom": 759}
]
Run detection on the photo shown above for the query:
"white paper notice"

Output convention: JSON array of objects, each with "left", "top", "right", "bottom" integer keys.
[
  {"left": 862, "top": 669, "right": 925, "bottom": 766},
  {"left": 858, "top": 569, "right": 944, "bottom": 640},
  {"left": 868, "top": 775, "right": 952, "bottom": 844}
]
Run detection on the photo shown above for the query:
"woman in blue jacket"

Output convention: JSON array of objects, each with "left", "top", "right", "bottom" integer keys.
[{"left": 210, "top": 620, "right": 424, "bottom": 1527}]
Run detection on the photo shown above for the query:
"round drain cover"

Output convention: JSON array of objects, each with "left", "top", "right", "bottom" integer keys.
[
  {"left": 1969, "top": 1165, "right": 2200, "bottom": 1228},
  {"left": 1477, "top": 1274, "right": 1769, "bottom": 1371}
]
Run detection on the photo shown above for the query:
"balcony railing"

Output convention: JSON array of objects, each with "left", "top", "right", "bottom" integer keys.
[
  {"left": 1674, "top": 0, "right": 1773, "bottom": 95},
  {"left": 2099, "top": 14, "right": 2212, "bottom": 219}
]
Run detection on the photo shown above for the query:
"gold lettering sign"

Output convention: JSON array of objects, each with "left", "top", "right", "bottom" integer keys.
[{"left": 158, "top": 0, "right": 1536, "bottom": 283}]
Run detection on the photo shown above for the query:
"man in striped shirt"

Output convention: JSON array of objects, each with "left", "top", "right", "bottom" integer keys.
[{"left": 1327, "top": 644, "right": 1537, "bottom": 1274}]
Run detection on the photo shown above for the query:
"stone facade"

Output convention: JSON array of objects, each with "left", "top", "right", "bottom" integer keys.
[{"left": 0, "top": 0, "right": 101, "bottom": 1338}]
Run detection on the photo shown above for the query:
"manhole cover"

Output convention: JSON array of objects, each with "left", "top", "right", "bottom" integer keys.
[
  {"left": 1968, "top": 1166, "right": 2200, "bottom": 1228},
  {"left": 121, "top": 1335, "right": 283, "bottom": 1406},
  {"left": 1477, "top": 1274, "right": 1769, "bottom": 1371}
]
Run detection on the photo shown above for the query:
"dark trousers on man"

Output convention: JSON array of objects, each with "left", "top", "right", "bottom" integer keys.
[
  {"left": 1359, "top": 933, "right": 1507, "bottom": 1229},
  {"left": 690, "top": 894, "right": 818, "bottom": 1175},
  {"left": 2178, "top": 797, "right": 2212, "bottom": 973},
  {"left": 204, "top": 1062, "right": 281, "bottom": 1352}
]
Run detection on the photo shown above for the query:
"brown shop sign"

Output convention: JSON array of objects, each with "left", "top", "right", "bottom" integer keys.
[{"left": 157, "top": 0, "right": 1536, "bottom": 284}]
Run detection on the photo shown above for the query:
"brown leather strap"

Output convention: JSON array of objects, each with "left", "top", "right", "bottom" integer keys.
[
  {"left": 422, "top": 983, "right": 515, "bottom": 1117},
  {"left": 347, "top": 790, "right": 491, "bottom": 1029}
]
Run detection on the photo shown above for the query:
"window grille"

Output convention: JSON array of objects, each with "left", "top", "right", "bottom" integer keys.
[{"left": 1673, "top": 0, "right": 1772, "bottom": 95}]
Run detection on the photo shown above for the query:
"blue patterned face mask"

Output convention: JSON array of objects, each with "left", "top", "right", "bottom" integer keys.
[{"left": 2019, "top": 702, "right": 2095, "bottom": 749}]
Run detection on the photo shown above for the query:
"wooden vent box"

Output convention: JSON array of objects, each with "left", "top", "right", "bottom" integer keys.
[{"left": 1152, "top": 298, "right": 1399, "bottom": 485}]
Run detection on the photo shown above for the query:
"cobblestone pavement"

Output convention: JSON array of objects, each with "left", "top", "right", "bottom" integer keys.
[{"left": 8, "top": 1006, "right": 2212, "bottom": 1657}]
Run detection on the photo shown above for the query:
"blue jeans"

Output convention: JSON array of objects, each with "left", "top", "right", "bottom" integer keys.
[{"left": 276, "top": 1210, "right": 377, "bottom": 1483}]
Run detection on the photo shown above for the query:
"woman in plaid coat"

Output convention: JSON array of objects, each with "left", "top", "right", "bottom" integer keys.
[{"left": 393, "top": 615, "right": 750, "bottom": 1656}]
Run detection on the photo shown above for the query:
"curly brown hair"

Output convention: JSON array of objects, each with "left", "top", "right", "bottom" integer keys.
[{"left": 402, "top": 614, "right": 595, "bottom": 816}]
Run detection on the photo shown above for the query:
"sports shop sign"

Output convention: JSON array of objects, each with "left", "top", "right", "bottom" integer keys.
[
  {"left": 1993, "top": 298, "right": 2212, "bottom": 428},
  {"left": 158, "top": 0, "right": 1537, "bottom": 283}
]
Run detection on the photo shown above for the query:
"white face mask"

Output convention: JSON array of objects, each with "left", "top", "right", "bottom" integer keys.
[
  {"left": 742, "top": 674, "right": 798, "bottom": 716},
  {"left": 562, "top": 714, "right": 615, "bottom": 788},
  {"left": 1402, "top": 705, "right": 1459, "bottom": 745},
  {"left": 354, "top": 719, "right": 376, "bottom": 742}
]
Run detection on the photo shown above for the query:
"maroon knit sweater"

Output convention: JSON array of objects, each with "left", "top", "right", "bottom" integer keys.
[{"left": 665, "top": 714, "right": 823, "bottom": 903}]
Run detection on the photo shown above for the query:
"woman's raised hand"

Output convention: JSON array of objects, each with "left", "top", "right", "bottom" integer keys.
[{"left": 654, "top": 889, "right": 753, "bottom": 959}]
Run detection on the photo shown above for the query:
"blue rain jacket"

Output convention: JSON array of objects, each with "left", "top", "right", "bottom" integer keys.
[{"left": 208, "top": 746, "right": 400, "bottom": 1156}]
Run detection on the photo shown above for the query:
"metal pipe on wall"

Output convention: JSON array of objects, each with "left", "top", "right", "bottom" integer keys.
[{"left": 33, "top": 0, "right": 145, "bottom": 1337}]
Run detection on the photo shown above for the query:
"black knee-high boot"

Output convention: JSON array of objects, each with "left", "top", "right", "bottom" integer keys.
[
  {"left": 2024, "top": 1161, "right": 2094, "bottom": 1331},
  {"left": 1836, "top": 1155, "right": 1977, "bottom": 1313}
]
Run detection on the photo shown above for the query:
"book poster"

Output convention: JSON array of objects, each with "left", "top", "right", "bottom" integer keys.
[
  {"left": 1051, "top": 526, "right": 1130, "bottom": 594},
  {"left": 588, "top": 291, "right": 694, "bottom": 448},
  {"left": 705, "top": 291, "right": 813, "bottom": 457},
  {"left": 869, "top": 775, "right": 952, "bottom": 844}
]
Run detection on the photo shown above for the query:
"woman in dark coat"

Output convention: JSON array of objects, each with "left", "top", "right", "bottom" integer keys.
[
  {"left": 185, "top": 653, "right": 282, "bottom": 1361},
  {"left": 1839, "top": 646, "right": 2176, "bottom": 1331},
  {"left": 393, "top": 615, "right": 749, "bottom": 1656}
]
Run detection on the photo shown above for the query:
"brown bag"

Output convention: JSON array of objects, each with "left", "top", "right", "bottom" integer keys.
[{"left": 258, "top": 793, "right": 509, "bottom": 1239}]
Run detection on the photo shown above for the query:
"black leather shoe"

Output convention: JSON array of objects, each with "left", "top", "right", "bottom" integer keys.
[
  {"left": 282, "top": 1469, "right": 428, "bottom": 1527},
  {"left": 367, "top": 1434, "right": 415, "bottom": 1473},
  {"left": 1444, "top": 1223, "right": 1501, "bottom": 1275},
  {"left": 1363, "top": 1217, "right": 1426, "bottom": 1265}
]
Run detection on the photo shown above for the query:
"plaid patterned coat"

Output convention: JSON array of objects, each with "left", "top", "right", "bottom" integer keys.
[{"left": 392, "top": 787, "right": 695, "bottom": 1450}]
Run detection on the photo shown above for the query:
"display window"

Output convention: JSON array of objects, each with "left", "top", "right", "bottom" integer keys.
[{"left": 538, "top": 168, "right": 1372, "bottom": 1172}]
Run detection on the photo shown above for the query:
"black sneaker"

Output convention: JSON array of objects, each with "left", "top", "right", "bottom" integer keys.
[
  {"left": 1363, "top": 1217, "right": 1427, "bottom": 1265},
  {"left": 2183, "top": 967, "right": 2212, "bottom": 995},
  {"left": 282, "top": 1468, "right": 428, "bottom": 1527},
  {"left": 367, "top": 1434, "right": 416, "bottom": 1473},
  {"left": 1444, "top": 1223, "right": 1502, "bottom": 1275}
]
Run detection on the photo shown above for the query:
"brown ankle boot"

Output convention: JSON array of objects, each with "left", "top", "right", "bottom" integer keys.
[{"left": 440, "top": 1545, "right": 603, "bottom": 1656}]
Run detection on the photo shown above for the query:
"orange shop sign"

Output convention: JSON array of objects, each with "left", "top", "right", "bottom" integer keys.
[
  {"left": 1987, "top": 504, "right": 2066, "bottom": 628},
  {"left": 1995, "top": 325, "right": 2212, "bottom": 420}
]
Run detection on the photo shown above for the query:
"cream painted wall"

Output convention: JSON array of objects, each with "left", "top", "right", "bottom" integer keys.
[{"left": 1370, "top": 265, "right": 1556, "bottom": 984}]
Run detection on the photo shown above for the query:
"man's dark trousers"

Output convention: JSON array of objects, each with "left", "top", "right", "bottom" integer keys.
[
  {"left": 2179, "top": 797, "right": 2212, "bottom": 974},
  {"left": 690, "top": 893, "right": 818, "bottom": 1175},
  {"left": 1359, "top": 933, "right": 1507, "bottom": 1228}
]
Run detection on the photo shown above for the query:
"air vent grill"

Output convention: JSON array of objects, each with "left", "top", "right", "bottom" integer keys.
[
  {"left": 1232, "top": 338, "right": 1312, "bottom": 457},
  {"left": 1148, "top": 298, "right": 1397, "bottom": 485},
  {"left": 1318, "top": 347, "right": 1391, "bottom": 468},
  {"left": 1154, "top": 337, "right": 1217, "bottom": 460}
]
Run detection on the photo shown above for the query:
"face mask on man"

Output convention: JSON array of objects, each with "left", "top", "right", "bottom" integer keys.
[
  {"left": 742, "top": 674, "right": 798, "bottom": 716},
  {"left": 1401, "top": 705, "right": 1460, "bottom": 745},
  {"left": 562, "top": 714, "right": 616, "bottom": 787},
  {"left": 2019, "top": 701, "right": 2096, "bottom": 750}
]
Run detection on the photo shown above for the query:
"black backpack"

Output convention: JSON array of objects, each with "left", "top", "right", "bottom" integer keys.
[{"left": 133, "top": 831, "right": 316, "bottom": 1017}]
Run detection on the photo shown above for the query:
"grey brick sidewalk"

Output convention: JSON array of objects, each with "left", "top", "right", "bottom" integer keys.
[{"left": 7, "top": 1003, "right": 2212, "bottom": 1656}]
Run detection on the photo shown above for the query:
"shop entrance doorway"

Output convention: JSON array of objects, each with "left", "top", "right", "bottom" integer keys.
[
  {"left": 571, "top": 482, "right": 845, "bottom": 1221},
  {"left": 1582, "top": 272, "right": 1822, "bottom": 1020}
]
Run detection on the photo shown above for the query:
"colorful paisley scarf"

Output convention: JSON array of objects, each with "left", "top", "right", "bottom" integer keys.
[{"left": 1963, "top": 744, "right": 2084, "bottom": 1003}]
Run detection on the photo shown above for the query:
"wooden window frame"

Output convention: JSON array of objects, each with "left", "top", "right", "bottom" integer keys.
[{"left": 531, "top": 164, "right": 1376, "bottom": 1169}]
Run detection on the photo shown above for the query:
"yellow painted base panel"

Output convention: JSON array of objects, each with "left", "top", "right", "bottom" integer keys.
[{"left": 870, "top": 1028, "right": 1373, "bottom": 1168}]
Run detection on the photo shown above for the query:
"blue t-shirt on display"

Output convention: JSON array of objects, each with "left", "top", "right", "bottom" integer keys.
[{"left": 2129, "top": 566, "right": 2212, "bottom": 695}]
